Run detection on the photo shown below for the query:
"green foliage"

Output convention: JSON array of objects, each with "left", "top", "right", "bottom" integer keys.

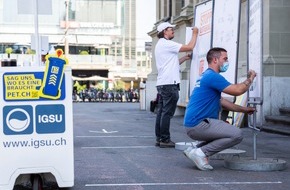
[
  {"left": 5, "top": 47, "right": 13, "bottom": 54},
  {"left": 27, "top": 49, "right": 36, "bottom": 54},
  {"left": 73, "top": 81, "right": 87, "bottom": 93},
  {"left": 79, "top": 50, "right": 89, "bottom": 55},
  {"left": 95, "top": 82, "right": 103, "bottom": 90},
  {"left": 114, "top": 80, "right": 125, "bottom": 91}
]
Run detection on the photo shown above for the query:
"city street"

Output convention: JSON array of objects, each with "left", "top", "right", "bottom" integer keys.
[{"left": 71, "top": 102, "right": 290, "bottom": 190}]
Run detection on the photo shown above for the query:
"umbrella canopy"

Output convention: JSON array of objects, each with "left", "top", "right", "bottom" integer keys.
[{"left": 72, "top": 75, "right": 108, "bottom": 81}]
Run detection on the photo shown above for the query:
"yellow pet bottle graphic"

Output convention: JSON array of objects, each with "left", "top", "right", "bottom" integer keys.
[{"left": 39, "top": 49, "right": 68, "bottom": 99}]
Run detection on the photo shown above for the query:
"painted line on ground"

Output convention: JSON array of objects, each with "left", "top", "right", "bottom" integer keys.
[
  {"left": 85, "top": 181, "right": 282, "bottom": 187},
  {"left": 81, "top": 146, "right": 154, "bottom": 149},
  {"left": 76, "top": 135, "right": 154, "bottom": 138}
]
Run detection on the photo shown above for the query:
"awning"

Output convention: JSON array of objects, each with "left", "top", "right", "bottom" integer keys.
[
  {"left": 76, "top": 36, "right": 112, "bottom": 45},
  {"left": 72, "top": 75, "right": 108, "bottom": 81}
]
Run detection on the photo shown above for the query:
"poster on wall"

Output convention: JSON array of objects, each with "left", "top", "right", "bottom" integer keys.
[
  {"left": 248, "top": 0, "right": 263, "bottom": 103},
  {"left": 188, "top": 0, "right": 213, "bottom": 95},
  {"left": 212, "top": 0, "right": 241, "bottom": 99}
]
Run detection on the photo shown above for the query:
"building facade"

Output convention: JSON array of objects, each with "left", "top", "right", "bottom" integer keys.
[
  {"left": 0, "top": 0, "right": 151, "bottom": 90},
  {"left": 146, "top": 0, "right": 290, "bottom": 125}
]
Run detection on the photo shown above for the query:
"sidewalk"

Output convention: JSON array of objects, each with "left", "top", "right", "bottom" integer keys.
[{"left": 70, "top": 102, "right": 290, "bottom": 190}]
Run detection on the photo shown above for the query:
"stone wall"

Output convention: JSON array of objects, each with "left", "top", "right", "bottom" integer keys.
[{"left": 146, "top": 0, "right": 290, "bottom": 124}]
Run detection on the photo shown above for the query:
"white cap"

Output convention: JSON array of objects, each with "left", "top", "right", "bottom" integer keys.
[{"left": 157, "top": 22, "right": 176, "bottom": 33}]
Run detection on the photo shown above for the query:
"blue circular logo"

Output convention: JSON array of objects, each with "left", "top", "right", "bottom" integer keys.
[{"left": 6, "top": 108, "right": 30, "bottom": 132}]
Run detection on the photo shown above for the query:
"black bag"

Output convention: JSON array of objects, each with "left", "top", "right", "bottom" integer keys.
[
  {"left": 150, "top": 93, "right": 160, "bottom": 112},
  {"left": 150, "top": 100, "right": 157, "bottom": 112}
]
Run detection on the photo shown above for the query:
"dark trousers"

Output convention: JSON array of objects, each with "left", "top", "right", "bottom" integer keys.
[{"left": 155, "top": 84, "right": 179, "bottom": 142}]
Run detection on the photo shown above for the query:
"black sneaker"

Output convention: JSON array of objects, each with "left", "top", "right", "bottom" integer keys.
[
  {"left": 160, "top": 140, "right": 175, "bottom": 148},
  {"left": 155, "top": 138, "right": 161, "bottom": 146},
  {"left": 155, "top": 141, "right": 160, "bottom": 146}
]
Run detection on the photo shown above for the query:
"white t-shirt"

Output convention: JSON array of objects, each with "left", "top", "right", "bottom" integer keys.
[{"left": 155, "top": 38, "right": 182, "bottom": 86}]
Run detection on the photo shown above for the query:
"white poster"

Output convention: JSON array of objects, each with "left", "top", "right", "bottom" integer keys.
[
  {"left": 212, "top": 0, "right": 241, "bottom": 90},
  {"left": 189, "top": 0, "right": 213, "bottom": 95},
  {"left": 248, "top": 0, "right": 262, "bottom": 102}
]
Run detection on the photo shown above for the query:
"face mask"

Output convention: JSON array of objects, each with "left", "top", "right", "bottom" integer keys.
[{"left": 219, "top": 61, "right": 229, "bottom": 72}]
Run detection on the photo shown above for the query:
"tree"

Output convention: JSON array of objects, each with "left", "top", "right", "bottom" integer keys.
[
  {"left": 5, "top": 47, "right": 13, "bottom": 58},
  {"left": 79, "top": 50, "right": 89, "bottom": 55}
]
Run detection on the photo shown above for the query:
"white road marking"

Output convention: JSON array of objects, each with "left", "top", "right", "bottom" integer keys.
[
  {"left": 89, "top": 129, "right": 118, "bottom": 133},
  {"left": 82, "top": 146, "right": 154, "bottom": 149},
  {"left": 76, "top": 135, "right": 153, "bottom": 138},
  {"left": 85, "top": 181, "right": 282, "bottom": 187}
]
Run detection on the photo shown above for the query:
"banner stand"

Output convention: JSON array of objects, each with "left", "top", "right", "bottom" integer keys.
[{"left": 0, "top": 50, "right": 74, "bottom": 189}]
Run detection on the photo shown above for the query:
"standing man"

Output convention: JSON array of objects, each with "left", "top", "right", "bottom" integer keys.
[
  {"left": 154, "top": 22, "right": 199, "bottom": 148},
  {"left": 183, "top": 47, "right": 256, "bottom": 170}
]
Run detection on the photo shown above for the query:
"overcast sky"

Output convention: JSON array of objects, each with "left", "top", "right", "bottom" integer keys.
[{"left": 136, "top": 0, "right": 156, "bottom": 51}]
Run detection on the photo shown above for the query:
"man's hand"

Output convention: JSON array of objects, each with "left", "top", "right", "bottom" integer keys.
[
  {"left": 244, "top": 106, "right": 256, "bottom": 115},
  {"left": 192, "top": 26, "right": 199, "bottom": 35},
  {"left": 247, "top": 70, "right": 257, "bottom": 82},
  {"left": 185, "top": 53, "right": 192, "bottom": 60},
  {"left": 179, "top": 53, "right": 192, "bottom": 64}
]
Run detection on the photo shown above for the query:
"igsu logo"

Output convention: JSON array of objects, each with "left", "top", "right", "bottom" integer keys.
[
  {"left": 38, "top": 114, "right": 63, "bottom": 123},
  {"left": 36, "top": 104, "right": 65, "bottom": 134},
  {"left": 3, "top": 105, "right": 33, "bottom": 135}
]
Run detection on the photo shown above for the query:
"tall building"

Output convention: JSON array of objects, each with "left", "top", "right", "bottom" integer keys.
[
  {"left": 0, "top": 0, "right": 151, "bottom": 90},
  {"left": 123, "top": 0, "right": 136, "bottom": 60}
]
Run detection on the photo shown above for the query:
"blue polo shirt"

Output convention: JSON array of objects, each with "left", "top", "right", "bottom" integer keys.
[{"left": 184, "top": 68, "right": 231, "bottom": 127}]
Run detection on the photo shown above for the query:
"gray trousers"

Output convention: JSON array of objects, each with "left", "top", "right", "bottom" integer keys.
[{"left": 186, "top": 118, "right": 243, "bottom": 157}]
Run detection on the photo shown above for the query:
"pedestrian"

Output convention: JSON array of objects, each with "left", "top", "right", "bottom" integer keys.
[
  {"left": 154, "top": 22, "right": 199, "bottom": 148},
  {"left": 41, "top": 49, "right": 48, "bottom": 65},
  {"left": 183, "top": 47, "right": 256, "bottom": 170}
]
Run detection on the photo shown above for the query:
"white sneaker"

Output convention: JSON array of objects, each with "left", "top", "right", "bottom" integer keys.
[
  {"left": 184, "top": 148, "right": 213, "bottom": 171},
  {"left": 183, "top": 146, "right": 195, "bottom": 158}
]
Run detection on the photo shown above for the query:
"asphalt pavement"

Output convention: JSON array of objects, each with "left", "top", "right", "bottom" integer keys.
[{"left": 70, "top": 102, "right": 290, "bottom": 190}]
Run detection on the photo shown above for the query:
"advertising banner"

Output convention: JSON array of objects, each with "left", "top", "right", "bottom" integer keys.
[
  {"left": 0, "top": 51, "right": 74, "bottom": 189},
  {"left": 248, "top": 0, "right": 263, "bottom": 103},
  {"left": 189, "top": 0, "right": 213, "bottom": 95},
  {"left": 212, "top": 0, "right": 241, "bottom": 99}
]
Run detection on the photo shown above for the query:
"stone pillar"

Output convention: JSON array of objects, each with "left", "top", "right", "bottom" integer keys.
[
  {"left": 160, "top": 0, "right": 165, "bottom": 19},
  {"left": 145, "top": 29, "right": 158, "bottom": 111},
  {"left": 262, "top": 0, "right": 290, "bottom": 117}
]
